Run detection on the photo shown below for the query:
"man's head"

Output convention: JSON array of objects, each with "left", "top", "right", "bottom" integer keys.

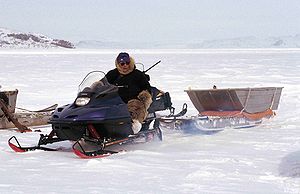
[{"left": 115, "top": 52, "right": 135, "bottom": 75}]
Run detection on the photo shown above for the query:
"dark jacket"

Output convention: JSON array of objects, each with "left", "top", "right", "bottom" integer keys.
[{"left": 106, "top": 68, "right": 151, "bottom": 103}]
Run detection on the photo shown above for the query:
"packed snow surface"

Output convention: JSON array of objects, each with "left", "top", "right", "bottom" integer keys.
[{"left": 0, "top": 49, "right": 300, "bottom": 194}]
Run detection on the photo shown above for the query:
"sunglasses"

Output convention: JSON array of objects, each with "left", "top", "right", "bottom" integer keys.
[{"left": 119, "top": 62, "right": 130, "bottom": 66}]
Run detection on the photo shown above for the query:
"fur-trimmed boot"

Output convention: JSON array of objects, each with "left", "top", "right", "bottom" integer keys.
[{"left": 127, "top": 90, "right": 152, "bottom": 134}]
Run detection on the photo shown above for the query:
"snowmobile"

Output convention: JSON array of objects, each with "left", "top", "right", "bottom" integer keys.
[{"left": 8, "top": 70, "right": 186, "bottom": 158}]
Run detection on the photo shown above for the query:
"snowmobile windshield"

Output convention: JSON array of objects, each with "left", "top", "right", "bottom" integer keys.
[{"left": 78, "top": 71, "right": 118, "bottom": 95}]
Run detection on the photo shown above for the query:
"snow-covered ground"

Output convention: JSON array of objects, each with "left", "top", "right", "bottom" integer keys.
[{"left": 0, "top": 49, "right": 299, "bottom": 194}]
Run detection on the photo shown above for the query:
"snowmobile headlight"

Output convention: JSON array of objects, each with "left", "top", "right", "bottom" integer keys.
[{"left": 75, "top": 97, "right": 90, "bottom": 106}]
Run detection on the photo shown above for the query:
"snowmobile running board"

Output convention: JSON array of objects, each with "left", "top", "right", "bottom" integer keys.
[{"left": 73, "top": 123, "right": 163, "bottom": 159}]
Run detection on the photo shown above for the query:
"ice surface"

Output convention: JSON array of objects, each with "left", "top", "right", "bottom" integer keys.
[{"left": 0, "top": 49, "right": 299, "bottom": 194}]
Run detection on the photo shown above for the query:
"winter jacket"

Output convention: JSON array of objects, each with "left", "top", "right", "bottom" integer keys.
[{"left": 106, "top": 56, "right": 151, "bottom": 103}]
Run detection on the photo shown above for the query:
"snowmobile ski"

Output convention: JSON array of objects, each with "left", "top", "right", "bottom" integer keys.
[
  {"left": 8, "top": 136, "right": 57, "bottom": 152},
  {"left": 72, "top": 141, "right": 118, "bottom": 159}
]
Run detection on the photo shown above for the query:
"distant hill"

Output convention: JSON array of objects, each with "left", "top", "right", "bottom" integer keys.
[
  {"left": 76, "top": 40, "right": 128, "bottom": 49},
  {"left": 188, "top": 35, "right": 300, "bottom": 48},
  {"left": 75, "top": 40, "right": 189, "bottom": 49},
  {"left": 2, "top": 27, "right": 299, "bottom": 49},
  {"left": 0, "top": 28, "right": 75, "bottom": 49},
  {"left": 76, "top": 35, "right": 300, "bottom": 49}
]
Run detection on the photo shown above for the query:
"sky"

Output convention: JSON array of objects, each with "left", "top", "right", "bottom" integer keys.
[{"left": 1, "top": 0, "right": 300, "bottom": 44}]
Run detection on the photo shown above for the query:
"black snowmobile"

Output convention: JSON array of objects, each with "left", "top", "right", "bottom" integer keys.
[{"left": 9, "top": 69, "right": 185, "bottom": 158}]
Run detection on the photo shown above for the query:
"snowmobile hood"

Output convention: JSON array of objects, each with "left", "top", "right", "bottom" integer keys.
[
  {"left": 49, "top": 96, "right": 131, "bottom": 124},
  {"left": 50, "top": 71, "right": 131, "bottom": 124}
]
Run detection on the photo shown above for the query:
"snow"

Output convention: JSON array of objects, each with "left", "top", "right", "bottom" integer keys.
[{"left": 0, "top": 49, "right": 300, "bottom": 194}]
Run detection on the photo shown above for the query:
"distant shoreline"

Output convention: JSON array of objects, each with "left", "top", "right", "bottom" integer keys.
[{"left": 1, "top": 48, "right": 300, "bottom": 55}]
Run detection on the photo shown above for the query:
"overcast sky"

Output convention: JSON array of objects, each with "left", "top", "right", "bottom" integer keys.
[{"left": 1, "top": 0, "right": 300, "bottom": 43}]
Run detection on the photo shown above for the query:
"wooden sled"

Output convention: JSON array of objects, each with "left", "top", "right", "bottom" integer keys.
[
  {"left": 160, "top": 87, "right": 283, "bottom": 132},
  {"left": 0, "top": 89, "right": 57, "bottom": 132}
]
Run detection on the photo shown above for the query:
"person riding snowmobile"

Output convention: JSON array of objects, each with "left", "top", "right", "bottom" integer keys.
[
  {"left": 105, "top": 52, "right": 152, "bottom": 134},
  {"left": 7, "top": 55, "right": 182, "bottom": 158}
]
